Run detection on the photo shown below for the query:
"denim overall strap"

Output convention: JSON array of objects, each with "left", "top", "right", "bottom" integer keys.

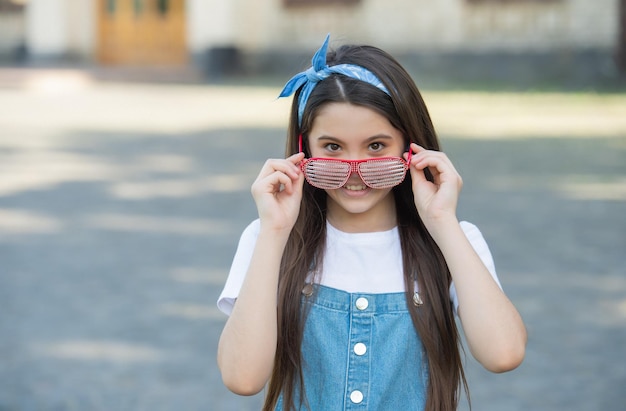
[{"left": 276, "top": 285, "right": 428, "bottom": 410}]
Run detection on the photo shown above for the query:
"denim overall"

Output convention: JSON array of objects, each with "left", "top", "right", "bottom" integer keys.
[{"left": 276, "top": 285, "right": 428, "bottom": 410}]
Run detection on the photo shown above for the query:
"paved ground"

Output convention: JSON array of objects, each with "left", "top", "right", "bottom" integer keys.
[{"left": 0, "top": 68, "right": 625, "bottom": 411}]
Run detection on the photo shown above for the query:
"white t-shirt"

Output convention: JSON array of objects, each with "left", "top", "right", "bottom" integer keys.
[{"left": 217, "top": 219, "right": 501, "bottom": 316}]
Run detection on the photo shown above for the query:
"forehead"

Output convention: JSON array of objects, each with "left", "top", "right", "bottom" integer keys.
[{"left": 309, "top": 102, "right": 402, "bottom": 143}]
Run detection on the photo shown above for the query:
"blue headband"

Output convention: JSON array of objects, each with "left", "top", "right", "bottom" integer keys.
[{"left": 278, "top": 34, "right": 390, "bottom": 127}]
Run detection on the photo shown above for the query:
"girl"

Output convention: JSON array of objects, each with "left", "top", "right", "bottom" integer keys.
[{"left": 217, "top": 35, "right": 526, "bottom": 411}]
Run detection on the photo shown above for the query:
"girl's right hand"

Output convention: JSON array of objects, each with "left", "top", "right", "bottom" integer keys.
[{"left": 251, "top": 152, "right": 305, "bottom": 233}]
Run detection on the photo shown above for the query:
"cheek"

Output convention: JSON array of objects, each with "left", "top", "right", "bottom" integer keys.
[{"left": 309, "top": 147, "right": 324, "bottom": 158}]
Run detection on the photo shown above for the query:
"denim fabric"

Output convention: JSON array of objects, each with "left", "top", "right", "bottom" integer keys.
[{"left": 276, "top": 285, "right": 428, "bottom": 411}]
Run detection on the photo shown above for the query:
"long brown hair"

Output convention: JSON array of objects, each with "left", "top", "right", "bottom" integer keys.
[{"left": 264, "top": 42, "right": 469, "bottom": 411}]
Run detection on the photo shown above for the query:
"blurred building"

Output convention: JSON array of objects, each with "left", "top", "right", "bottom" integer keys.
[{"left": 0, "top": 0, "right": 624, "bottom": 79}]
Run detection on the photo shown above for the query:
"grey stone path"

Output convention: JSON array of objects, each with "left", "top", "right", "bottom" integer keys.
[{"left": 0, "top": 69, "right": 625, "bottom": 410}]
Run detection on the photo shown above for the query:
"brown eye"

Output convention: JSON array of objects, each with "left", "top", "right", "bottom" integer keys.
[
  {"left": 325, "top": 143, "right": 341, "bottom": 152},
  {"left": 369, "top": 142, "right": 384, "bottom": 152}
]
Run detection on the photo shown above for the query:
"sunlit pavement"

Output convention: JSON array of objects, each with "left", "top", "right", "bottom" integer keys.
[{"left": 0, "top": 68, "right": 625, "bottom": 410}]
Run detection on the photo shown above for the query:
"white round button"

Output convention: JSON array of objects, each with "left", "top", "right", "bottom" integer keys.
[
  {"left": 355, "top": 297, "right": 369, "bottom": 310},
  {"left": 350, "top": 390, "right": 364, "bottom": 404},
  {"left": 354, "top": 343, "right": 367, "bottom": 356}
]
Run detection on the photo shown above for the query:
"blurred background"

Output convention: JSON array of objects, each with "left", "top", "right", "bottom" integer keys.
[{"left": 0, "top": 0, "right": 625, "bottom": 410}]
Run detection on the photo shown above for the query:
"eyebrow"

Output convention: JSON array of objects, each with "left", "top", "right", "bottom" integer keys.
[{"left": 316, "top": 134, "right": 396, "bottom": 144}]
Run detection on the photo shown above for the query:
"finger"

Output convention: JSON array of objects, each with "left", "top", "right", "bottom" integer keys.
[
  {"left": 254, "top": 169, "right": 292, "bottom": 194},
  {"left": 408, "top": 144, "right": 445, "bottom": 169},
  {"left": 291, "top": 168, "right": 305, "bottom": 194},
  {"left": 416, "top": 159, "right": 448, "bottom": 186},
  {"left": 409, "top": 143, "right": 426, "bottom": 154},
  {"left": 278, "top": 153, "right": 305, "bottom": 178},
  {"left": 287, "top": 152, "right": 305, "bottom": 164},
  {"left": 412, "top": 152, "right": 463, "bottom": 190},
  {"left": 259, "top": 158, "right": 301, "bottom": 180},
  {"left": 277, "top": 174, "right": 304, "bottom": 198},
  {"left": 405, "top": 145, "right": 429, "bottom": 184},
  {"left": 287, "top": 153, "right": 305, "bottom": 180},
  {"left": 274, "top": 166, "right": 305, "bottom": 195},
  {"left": 408, "top": 160, "right": 429, "bottom": 185},
  {"left": 284, "top": 166, "right": 305, "bottom": 193},
  {"left": 280, "top": 175, "right": 294, "bottom": 195},
  {"left": 412, "top": 151, "right": 452, "bottom": 174}
]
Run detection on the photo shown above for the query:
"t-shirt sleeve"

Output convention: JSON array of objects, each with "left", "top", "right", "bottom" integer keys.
[
  {"left": 449, "top": 221, "right": 502, "bottom": 315},
  {"left": 216, "top": 219, "right": 260, "bottom": 316}
]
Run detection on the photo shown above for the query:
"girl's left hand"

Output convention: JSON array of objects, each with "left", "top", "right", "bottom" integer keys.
[{"left": 404, "top": 143, "right": 463, "bottom": 228}]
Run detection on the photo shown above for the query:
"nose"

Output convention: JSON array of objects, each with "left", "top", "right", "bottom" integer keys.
[{"left": 346, "top": 160, "right": 364, "bottom": 181}]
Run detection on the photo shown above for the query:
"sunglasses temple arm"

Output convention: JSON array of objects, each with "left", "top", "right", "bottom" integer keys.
[{"left": 298, "top": 134, "right": 303, "bottom": 154}]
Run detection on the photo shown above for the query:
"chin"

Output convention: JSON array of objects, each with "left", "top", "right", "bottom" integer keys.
[{"left": 326, "top": 187, "right": 394, "bottom": 216}]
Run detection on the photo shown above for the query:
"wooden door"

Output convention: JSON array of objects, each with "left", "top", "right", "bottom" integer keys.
[{"left": 97, "top": 0, "right": 187, "bottom": 65}]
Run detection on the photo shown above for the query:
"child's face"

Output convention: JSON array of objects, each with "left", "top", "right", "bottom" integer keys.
[{"left": 308, "top": 102, "right": 405, "bottom": 230}]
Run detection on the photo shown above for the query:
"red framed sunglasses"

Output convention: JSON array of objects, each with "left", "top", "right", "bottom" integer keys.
[{"left": 298, "top": 135, "right": 412, "bottom": 190}]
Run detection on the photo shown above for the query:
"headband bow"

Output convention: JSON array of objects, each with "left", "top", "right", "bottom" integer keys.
[{"left": 278, "top": 34, "right": 390, "bottom": 127}]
